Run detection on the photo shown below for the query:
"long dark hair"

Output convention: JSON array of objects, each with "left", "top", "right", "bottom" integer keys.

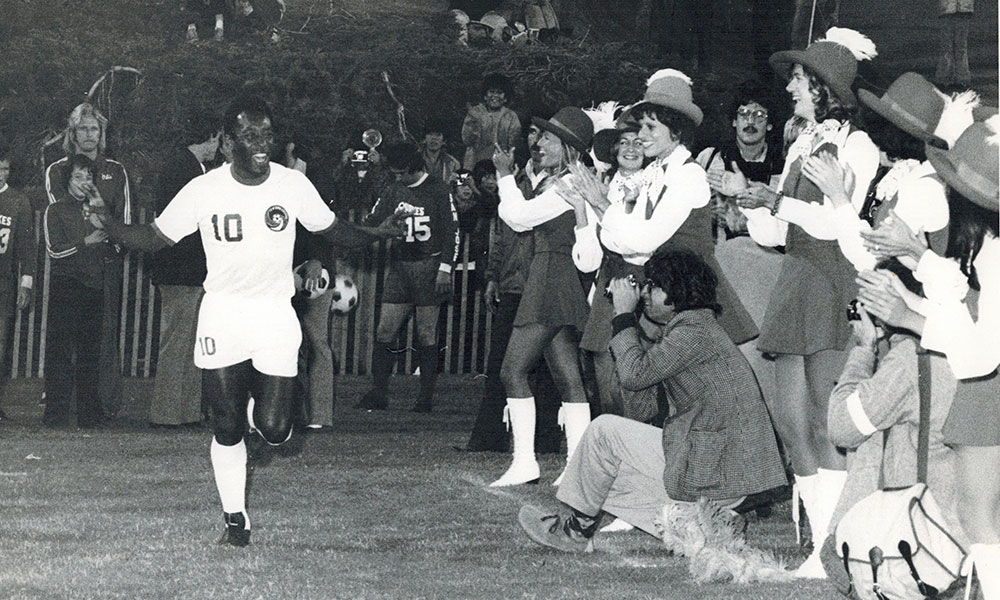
[
  {"left": 945, "top": 189, "right": 1000, "bottom": 291},
  {"left": 804, "top": 66, "right": 855, "bottom": 125}
]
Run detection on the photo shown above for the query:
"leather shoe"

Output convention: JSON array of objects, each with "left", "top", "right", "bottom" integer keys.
[{"left": 518, "top": 505, "right": 594, "bottom": 553}]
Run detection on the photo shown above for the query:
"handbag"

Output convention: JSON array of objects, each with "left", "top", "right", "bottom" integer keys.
[{"left": 834, "top": 352, "right": 966, "bottom": 600}]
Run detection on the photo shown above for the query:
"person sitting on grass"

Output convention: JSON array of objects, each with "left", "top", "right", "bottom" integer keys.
[{"left": 518, "top": 248, "right": 787, "bottom": 551}]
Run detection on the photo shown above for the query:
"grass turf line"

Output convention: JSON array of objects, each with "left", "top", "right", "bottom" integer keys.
[{"left": 0, "top": 377, "right": 842, "bottom": 599}]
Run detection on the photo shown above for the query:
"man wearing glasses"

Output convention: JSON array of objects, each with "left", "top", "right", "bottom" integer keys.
[
  {"left": 695, "top": 79, "right": 786, "bottom": 416},
  {"left": 517, "top": 249, "right": 787, "bottom": 551}
]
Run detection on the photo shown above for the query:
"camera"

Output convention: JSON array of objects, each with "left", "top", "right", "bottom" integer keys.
[
  {"left": 604, "top": 274, "right": 637, "bottom": 298},
  {"left": 846, "top": 299, "right": 861, "bottom": 321},
  {"left": 351, "top": 150, "right": 369, "bottom": 165},
  {"left": 455, "top": 172, "right": 472, "bottom": 185}
]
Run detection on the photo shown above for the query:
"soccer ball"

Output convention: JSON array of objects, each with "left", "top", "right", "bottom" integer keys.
[
  {"left": 329, "top": 274, "right": 359, "bottom": 314},
  {"left": 293, "top": 264, "right": 330, "bottom": 300}
]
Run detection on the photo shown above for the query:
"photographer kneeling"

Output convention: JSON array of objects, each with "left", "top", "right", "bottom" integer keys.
[{"left": 518, "top": 248, "right": 786, "bottom": 550}]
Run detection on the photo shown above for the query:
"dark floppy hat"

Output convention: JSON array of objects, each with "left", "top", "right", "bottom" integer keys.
[
  {"left": 859, "top": 72, "right": 948, "bottom": 149},
  {"left": 926, "top": 116, "right": 999, "bottom": 211},
  {"left": 531, "top": 107, "right": 594, "bottom": 153},
  {"left": 769, "top": 27, "right": 877, "bottom": 108}
]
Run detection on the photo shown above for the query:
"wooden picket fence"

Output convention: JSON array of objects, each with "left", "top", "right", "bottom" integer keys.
[{"left": 8, "top": 208, "right": 493, "bottom": 379}]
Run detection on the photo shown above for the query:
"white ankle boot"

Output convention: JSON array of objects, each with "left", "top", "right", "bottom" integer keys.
[
  {"left": 965, "top": 543, "right": 1000, "bottom": 600},
  {"left": 552, "top": 402, "right": 591, "bottom": 486},
  {"left": 490, "top": 397, "right": 539, "bottom": 487},
  {"left": 794, "top": 469, "right": 847, "bottom": 579}
]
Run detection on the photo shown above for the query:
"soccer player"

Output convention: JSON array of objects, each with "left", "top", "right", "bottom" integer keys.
[
  {"left": 0, "top": 147, "right": 36, "bottom": 421},
  {"left": 91, "top": 95, "right": 404, "bottom": 546},
  {"left": 356, "top": 142, "right": 458, "bottom": 413}
]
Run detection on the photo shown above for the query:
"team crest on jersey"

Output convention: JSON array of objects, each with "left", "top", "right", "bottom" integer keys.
[{"left": 265, "top": 205, "right": 289, "bottom": 232}]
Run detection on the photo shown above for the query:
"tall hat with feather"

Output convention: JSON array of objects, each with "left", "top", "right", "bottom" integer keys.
[
  {"left": 926, "top": 115, "right": 1000, "bottom": 211},
  {"left": 583, "top": 101, "right": 624, "bottom": 167},
  {"left": 769, "top": 27, "right": 878, "bottom": 108},
  {"left": 621, "top": 69, "right": 703, "bottom": 126}
]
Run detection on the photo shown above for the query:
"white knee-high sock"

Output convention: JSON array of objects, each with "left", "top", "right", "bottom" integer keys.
[
  {"left": 505, "top": 397, "right": 536, "bottom": 462},
  {"left": 560, "top": 402, "right": 591, "bottom": 462},
  {"left": 211, "top": 438, "right": 247, "bottom": 515},
  {"left": 816, "top": 467, "right": 847, "bottom": 536}
]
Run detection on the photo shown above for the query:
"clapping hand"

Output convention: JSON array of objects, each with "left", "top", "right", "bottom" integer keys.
[
  {"left": 855, "top": 269, "right": 923, "bottom": 334},
  {"left": 707, "top": 161, "right": 749, "bottom": 197},
  {"left": 802, "top": 151, "right": 853, "bottom": 207},
  {"left": 859, "top": 210, "right": 927, "bottom": 266},
  {"left": 492, "top": 143, "right": 516, "bottom": 178},
  {"left": 735, "top": 182, "right": 779, "bottom": 210}
]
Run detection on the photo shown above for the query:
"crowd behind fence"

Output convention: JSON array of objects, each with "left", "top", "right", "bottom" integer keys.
[{"left": 8, "top": 208, "right": 492, "bottom": 379}]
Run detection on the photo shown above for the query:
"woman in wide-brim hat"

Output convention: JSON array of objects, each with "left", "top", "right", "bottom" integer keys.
[
  {"left": 858, "top": 114, "right": 1000, "bottom": 596},
  {"left": 734, "top": 27, "right": 882, "bottom": 579},
  {"left": 811, "top": 73, "right": 977, "bottom": 273},
  {"left": 488, "top": 106, "right": 595, "bottom": 487}
]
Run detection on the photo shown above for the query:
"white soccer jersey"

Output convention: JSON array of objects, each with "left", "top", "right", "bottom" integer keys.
[{"left": 154, "top": 163, "right": 336, "bottom": 300}]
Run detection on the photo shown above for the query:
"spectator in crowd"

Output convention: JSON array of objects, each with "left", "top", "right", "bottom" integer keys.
[
  {"left": 89, "top": 93, "right": 406, "bottom": 547},
  {"left": 149, "top": 115, "right": 221, "bottom": 427},
  {"left": 462, "top": 73, "right": 521, "bottom": 170},
  {"left": 736, "top": 28, "right": 881, "bottom": 578},
  {"left": 421, "top": 122, "right": 461, "bottom": 185},
  {"left": 489, "top": 106, "right": 594, "bottom": 487},
  {"left": 564, "top": 70, "right": 757, "bottom": 420},
  {"left": 41, "top": 155, "right": 112, "bottom": 428},
  {"left": 524, "top": 0, "right": 558, "bottom": 34},
  {"left": 517, "top": 249, "right": 786, "bottom": 550},
  {"left": 471, "top": 158, "right": 500, "bottom": 218},
  {"left": 357, "top": 142, "right": 458, "bottom": 413},
  {"left": 934, "top": 0, "right": 974, "bottom": 87},
  {"left": 857, "top": 114, "right": 999, "bottom": 596},
  {"left": 452, "top": 169, "right": 489, "bottom": 272},
  {"left": 461, "top": 123, "right": 561, "bottom": 455},
  {"left": 44, "top": 102, "right": 131, "bottom": 420},
  {"left": 285, "top": 138, "right": 345, "bottom": 430},
  {"left": 0, "top": 147, "right": 35, "bottom": 422},
  {"left": 825, "top": 261, "right": 967, "bottom": 582},
  {"left": 183, "top": 0, "right": 226, "bottom": 42},
  {"left": 696, "top": 80, "right": 785, "bottom": 414},
  {"left": 332, "top": 143, "right": 385, "bottom": 217}
]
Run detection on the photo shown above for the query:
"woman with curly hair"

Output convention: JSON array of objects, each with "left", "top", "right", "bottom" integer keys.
[
  {"left": 736, "top": 28, "right": 881, "bottom": 578},
  {"left": 488, "top": 107, "right": 594, "bottom": 487}
]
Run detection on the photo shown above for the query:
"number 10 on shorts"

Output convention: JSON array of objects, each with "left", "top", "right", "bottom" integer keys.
[{"left": 198, "top": 336, "right": 217, "bottom": 356}]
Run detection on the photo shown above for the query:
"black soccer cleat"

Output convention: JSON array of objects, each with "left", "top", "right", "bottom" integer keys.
[{"left": 218, "top": 512, "right": 251, "bottom": 547}]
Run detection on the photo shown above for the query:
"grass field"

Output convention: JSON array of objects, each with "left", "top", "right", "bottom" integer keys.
[{"left": 0, "top": 376, "right": 844, "bottom": 600}]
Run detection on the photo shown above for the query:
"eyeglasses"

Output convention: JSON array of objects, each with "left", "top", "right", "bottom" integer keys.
[{"left": 736, "top": 107, "right": 769, "bottom": 121}]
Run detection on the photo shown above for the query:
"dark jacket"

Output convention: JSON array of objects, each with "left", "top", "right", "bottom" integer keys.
[{"left": 609, "top": 309, "right": 787, "bottom": 501}]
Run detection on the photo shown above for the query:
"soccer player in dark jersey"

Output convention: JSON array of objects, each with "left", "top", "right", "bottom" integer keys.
[
  {"left": 357, "top": 142, "right": 459, "bottom": 413},
  {"left": 0, "top": 147, "right": 36, "bottom": 421}
]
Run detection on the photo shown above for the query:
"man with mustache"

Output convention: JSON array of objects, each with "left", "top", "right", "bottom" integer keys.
[{"left": 695, "top": 80, "right": 786, "bottom": 422}]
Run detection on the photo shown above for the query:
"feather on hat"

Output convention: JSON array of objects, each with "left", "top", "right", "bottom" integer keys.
[{"left": 769, "top": 27, "right": 877, "bottom": 108}]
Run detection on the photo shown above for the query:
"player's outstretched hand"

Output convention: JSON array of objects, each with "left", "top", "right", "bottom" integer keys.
[{"left": 374, "top": 212, "right": 407, "bottom": 239}]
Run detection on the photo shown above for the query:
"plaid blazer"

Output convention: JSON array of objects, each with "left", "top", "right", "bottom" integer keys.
[{"left": 609, "top": 309, "right": 787, "bottom": 501}]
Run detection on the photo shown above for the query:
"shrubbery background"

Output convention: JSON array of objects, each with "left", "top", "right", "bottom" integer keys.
[
  {"left": 1, "top": 0, "right": 994, "bottom": 209},
  {"left": 0, "top": 0, "right": 771, "bottom": 209}
]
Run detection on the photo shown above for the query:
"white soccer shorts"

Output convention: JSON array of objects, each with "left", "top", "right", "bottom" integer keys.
[{"left": 194, "top": 293, "right": 301, "bottom": 377}]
